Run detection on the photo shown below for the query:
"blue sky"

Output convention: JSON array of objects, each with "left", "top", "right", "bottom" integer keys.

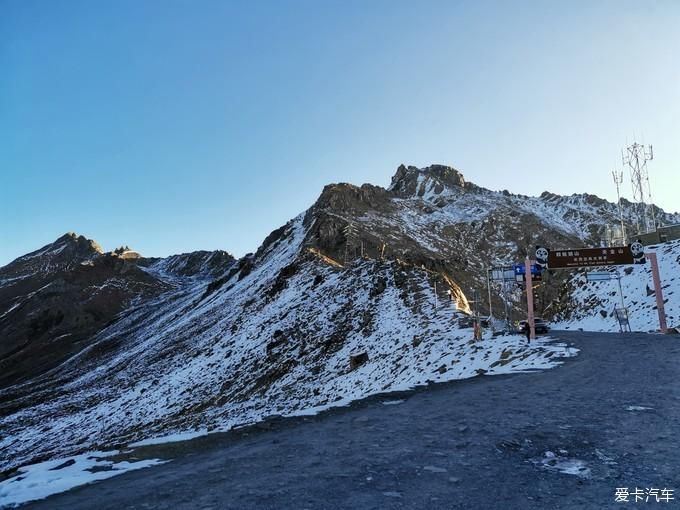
[{"left": 1, "top": 0, "right": 679, "bottom": 265}]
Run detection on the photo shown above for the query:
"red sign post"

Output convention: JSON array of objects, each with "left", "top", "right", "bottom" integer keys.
[{"left": 646, "top": 252, "right": 668, "bottom": 334}]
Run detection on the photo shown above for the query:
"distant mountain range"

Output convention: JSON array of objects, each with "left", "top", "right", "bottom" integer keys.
[
  {"left": 1, "top": 163, "right": 678, "bottom": 473},
  {"left": 0, "top": 232, "right": 233, "bottom": 388}
]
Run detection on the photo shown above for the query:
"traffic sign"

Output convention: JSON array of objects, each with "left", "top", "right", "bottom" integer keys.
[
  {"left": 489, "top": 266, "right": 516, "bottom": 282},
  {"left": 514, "top": 263, "right": 543, "bottom": 276},
  {"left": 514, "top": 263, "right": 543, "bottom": 282}
]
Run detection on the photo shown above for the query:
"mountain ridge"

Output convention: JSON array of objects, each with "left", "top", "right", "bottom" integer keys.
[
  {"left": 1, "top": 163, "right": 678, "bottom": 474},
  {"left": 3, "top": 164, "right": 677, "bottom": 275}
]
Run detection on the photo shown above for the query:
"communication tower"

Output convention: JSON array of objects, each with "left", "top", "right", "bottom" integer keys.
[{"left": 622, "top": 142, "right": 655, "bottom": 234}]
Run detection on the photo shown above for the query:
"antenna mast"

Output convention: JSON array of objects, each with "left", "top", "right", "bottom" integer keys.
[{"left": 622, "top": 141, "right": 655, "bottom": 234}]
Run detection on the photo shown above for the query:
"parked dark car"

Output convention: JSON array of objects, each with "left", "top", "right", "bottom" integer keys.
[
  {"left": 518, "top": 318, "right": 550, "bottom": 335},
  {"left": 456, "top": 315, "right": 490, "bottom": 329}
]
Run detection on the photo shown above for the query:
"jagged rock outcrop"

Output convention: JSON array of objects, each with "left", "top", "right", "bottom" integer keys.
[
  {"left": 312, "top": 182, "right": 393, "bottom": 213},
  {"left": 389, "top": 164, "right": 468, "bottom": 198}
]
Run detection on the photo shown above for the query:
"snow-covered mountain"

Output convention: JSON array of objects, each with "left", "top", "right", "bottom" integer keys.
[
  {"left": 0, "top": 234, "right": 164, "bottom": 388},
  {"left": 304, "top": 164, "right": 678, "bottom": 320},
  {"left": 1, "top": 164, "right": 677, "bottom": 475},
  {"left": 0, "top": 233, "right": 234, "bottom": 389}
]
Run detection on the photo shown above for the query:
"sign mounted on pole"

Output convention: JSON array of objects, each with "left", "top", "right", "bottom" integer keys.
[
  {"left": 547, "top": 245, "right": 644, "bottom": 269},
  {"left": 514, "top": 263, "right": 543, "bottom": 282},
  {"left": 489, "top": 266, "right": 516, "bottom": 282},
  {"left": 535, "top": 246, "right": 549, "bottom": 271},
  {"left": 586, "top": 271, "right": 615, "bottom": 282},
  {"left": 514, "top": 263, "right": 543, "bottom": 276}
]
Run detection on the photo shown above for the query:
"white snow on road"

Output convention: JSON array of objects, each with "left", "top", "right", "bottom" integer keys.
[
  {"left": 534, "top": 455, "right": 592, "bottom": 478},
  {"left": 0, "top": 451, "right": 166, "bottom": 508},
  {"left": 382, "top": 399, "right": 405, "bottom": 406},
  {"left": 625, "top": 405, "right": 654, "bottom": 412},
  {"left": 128, "top": 430, "right": 209, "bottom": 448}
]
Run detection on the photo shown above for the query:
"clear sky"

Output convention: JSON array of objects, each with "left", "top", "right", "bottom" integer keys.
[{"left": 2, "top": 0, "right": 679, "bottom": 266}]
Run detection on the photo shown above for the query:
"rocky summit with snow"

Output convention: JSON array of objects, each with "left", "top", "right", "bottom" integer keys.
[{"left": 1, "top": 164, "right": 678, "bottom": 477}]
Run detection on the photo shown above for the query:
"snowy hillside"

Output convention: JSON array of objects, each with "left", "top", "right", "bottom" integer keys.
[
  {"left": 554, "top": 239, "right": 680, "bottom": 332},
  {"left": 1, "top": 163, "right": 678, "bottom": 479},
  {"left": 0, "top": 214, "right": 576, "bottom": 474}
]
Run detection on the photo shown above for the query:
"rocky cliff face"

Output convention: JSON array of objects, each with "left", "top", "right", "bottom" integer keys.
[{"left": 389, "top": 164, "right": 468, "bottom": 198}]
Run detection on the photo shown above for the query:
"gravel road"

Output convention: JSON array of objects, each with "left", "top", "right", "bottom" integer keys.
[{"left": 25, "top": 331, "right": 680, "bottom": 509}]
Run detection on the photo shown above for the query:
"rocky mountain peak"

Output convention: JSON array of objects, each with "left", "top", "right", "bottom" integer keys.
[
  {"left": 56, "top": 232, "right": 104, "bottom": 254},
  {"left": 311, "top": 182, "right": 393, "bottom": 215},
  {"left": 1, "top": 232, "right": 104, "bottom": 278},
  {"left": 46, "top": 232, "right": 104, "bottom": 264},
  {"left": 4, "top": 162, "right": 680, "bottom": 480},
  {"left": 388, "top": 164, "right": 471, "bottom": 199}
]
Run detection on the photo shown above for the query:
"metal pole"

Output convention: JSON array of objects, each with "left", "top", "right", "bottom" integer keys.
[
  {"left": 525, "top": 257, "right": 536, "bottom": 340},
  {"left": 647, "top": 252, "right": 668, "bottom": 334},
  {"left": 615, "top": 272, "right": 626, "bottom": 310},
  {"left": 615, "top": 271, "right": 627, "bottom": 333},
  {"left": 613, "top": 169, "right": 627, "bottom": 245},
  {"left": 503, "top": 282, "right": 510, "bottom": 330},
  {"left": 487, "top": 269, "right": 493, "bottom": 322},
  {"left": 474, "top": 289, "right": 481, "bottom": 340},
  {"left": 434, "top": 280, "right": 437, "bottom": 312}
]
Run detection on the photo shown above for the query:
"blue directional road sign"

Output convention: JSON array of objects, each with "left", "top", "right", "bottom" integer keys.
[{"left": 514, "top": 263, "right": 543, "bottom": 276}]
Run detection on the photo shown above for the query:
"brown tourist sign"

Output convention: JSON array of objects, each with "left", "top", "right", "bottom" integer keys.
[{"left": 547, "top": 245, "right": 641, "bottom": 269}]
